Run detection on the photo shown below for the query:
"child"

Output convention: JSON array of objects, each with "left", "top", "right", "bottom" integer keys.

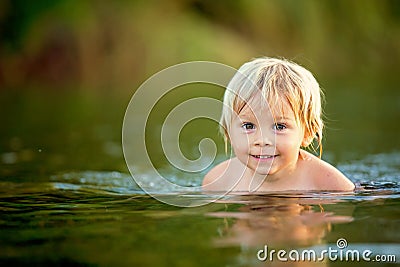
[{"left": 202, "top": 57, "right": 355, "bottom": 192}]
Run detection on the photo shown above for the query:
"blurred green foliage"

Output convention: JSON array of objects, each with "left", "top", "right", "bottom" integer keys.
[
  {"left": 1, "top": 0, "right": 399, "bottom": 91},
  {"left": 1, "top": 0, "right": 400, "bottom": 177}
]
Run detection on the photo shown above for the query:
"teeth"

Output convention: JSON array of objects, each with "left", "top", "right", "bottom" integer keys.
[{"left": 254, "top": 155, "right": 274, "bottom": 159}]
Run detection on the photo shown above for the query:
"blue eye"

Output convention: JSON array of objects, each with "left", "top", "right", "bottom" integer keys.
[
  {"left": 274, "top": 123, "right": 287, "bottom": 131},
  {"left": 242, "top": 122, "right": 255, "bottom": 130}
]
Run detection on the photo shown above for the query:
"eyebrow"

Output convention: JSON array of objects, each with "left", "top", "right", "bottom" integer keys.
[
  {"left": 237, "top": 114, "right": 255, "bottom": 121},
  {"left": 274, "top": 116, "right": 295, "bottom": 121},
  {"left": 237, "top": 111, "right": 295, "bottom": 120}
]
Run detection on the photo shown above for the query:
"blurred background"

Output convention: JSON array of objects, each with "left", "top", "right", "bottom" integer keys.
[{"left": 1, "top": 0, "right": 399, "bottom": 182}]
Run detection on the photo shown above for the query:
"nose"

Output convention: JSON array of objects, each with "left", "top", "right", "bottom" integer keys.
[{"left": 253, "top": 128, "right": 273, "bottom": 146}]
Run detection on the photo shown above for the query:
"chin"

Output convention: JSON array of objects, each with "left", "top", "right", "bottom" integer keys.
[{"left": 254, "top": 168, "right": 273, "bottom": 176}]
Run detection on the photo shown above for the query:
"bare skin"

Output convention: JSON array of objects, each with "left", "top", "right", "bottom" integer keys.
[{"left": 202, "top": 150, "right": 355, "bottom": 192}]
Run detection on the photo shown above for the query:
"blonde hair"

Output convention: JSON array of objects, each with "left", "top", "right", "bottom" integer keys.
[{"left": 220, "top": 57, "right": 324, "bottom": 157}]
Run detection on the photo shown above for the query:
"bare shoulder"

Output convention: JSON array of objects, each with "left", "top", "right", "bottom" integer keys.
[
  {"left": 202, "top": 158, "right": 245, "bottom": 191},
  {"left": 301, "top": 151, "right": 355, "bottom": 191},
  {"left": 202, "top": 159, "right": 232, "bottom": 187}
]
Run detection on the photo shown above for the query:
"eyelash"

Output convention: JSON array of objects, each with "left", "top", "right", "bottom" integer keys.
[
  {"left": 274, "top": 123, "right": 287, "bottom": 131},
  {"left": 241, "top": 122, "right": 255, "bottom": 130},
  {"left": 241, "top": 123, "right": 287, "bottom": 131}
]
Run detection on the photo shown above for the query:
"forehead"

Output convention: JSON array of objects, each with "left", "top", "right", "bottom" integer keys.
[{"left": 238, "top": 94, "right": 295, "bottom": 120}]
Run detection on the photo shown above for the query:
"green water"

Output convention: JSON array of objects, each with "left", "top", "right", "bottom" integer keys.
[
  {"left": 1, "top": 88, "right": 399, "bottom": 266},
  {"left": 1, "top": 184, "right": 399, "bottom": 266}
]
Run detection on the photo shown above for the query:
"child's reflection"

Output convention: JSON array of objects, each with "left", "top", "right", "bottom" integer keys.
[
  {"left": 208, "top": 196, "right": 353, "bottom": 248},
  {"left": 207, "top": 196, "right": 354, "bottom": 266}
]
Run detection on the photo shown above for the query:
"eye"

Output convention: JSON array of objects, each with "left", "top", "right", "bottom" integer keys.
[
  {"left": 274, "top": 123, "right": 287, "bottom": 131},
  {"left": 241, "top": 122, "right": 255, "bottom": 130}
]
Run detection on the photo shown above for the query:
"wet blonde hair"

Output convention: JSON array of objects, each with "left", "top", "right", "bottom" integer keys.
[{"left": 220, "top": 57, "right": 324, "bottom": 157}]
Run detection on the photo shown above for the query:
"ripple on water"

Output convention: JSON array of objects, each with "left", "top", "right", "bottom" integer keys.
[
  {"left": 337, "top": 152, "right": 400, "bottom": 194},
  {"left": 37, "top": 152, "right": 400, "bottom": 198}
]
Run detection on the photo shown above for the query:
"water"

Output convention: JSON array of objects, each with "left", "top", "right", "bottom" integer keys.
[
  {"left": 1, "top": 90, "right": 399, "bottom": 266},
  {"left": 1, "top": 153, "right": 399, "bottom": 266}
]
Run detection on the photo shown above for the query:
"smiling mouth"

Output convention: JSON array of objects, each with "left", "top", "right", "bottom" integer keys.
[{"left": 251, "top": 155, "right": 277, "bottom": 159}]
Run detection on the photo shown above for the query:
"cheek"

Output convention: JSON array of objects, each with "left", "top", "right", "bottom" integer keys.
[
  {"left": 231, "top": 138, "right": 247, "bottom": 151},
  {"left": 229, "top": 133, "right": 250, "bottom": 152},
  {"left": 276, "top": 134, "right": 303, "bottom": 149}
]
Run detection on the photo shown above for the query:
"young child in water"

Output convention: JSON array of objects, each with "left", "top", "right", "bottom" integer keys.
[{"left": 202, "top": 57, "right": 355, "bottom": 192}]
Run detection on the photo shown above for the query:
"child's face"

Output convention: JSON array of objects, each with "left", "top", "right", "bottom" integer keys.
[{"left": 229, "top": 93, "right": 306, "bottom": 178}]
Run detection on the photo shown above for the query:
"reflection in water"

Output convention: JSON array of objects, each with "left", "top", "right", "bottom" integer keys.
[
  {"left": 207, "top": 195, "right": 354, "bottom": 266},
  {"left": 206, "top": 196, "right": 353, "bottom": 257}
]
